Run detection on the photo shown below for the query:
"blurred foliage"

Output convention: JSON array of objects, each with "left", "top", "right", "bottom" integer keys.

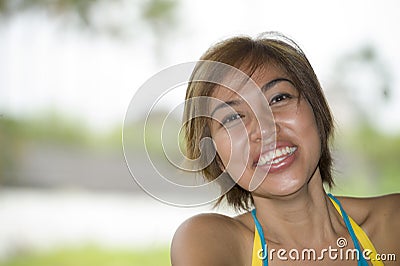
[
  {"left": 0, "top": 112, "right": 97, "bottom": 184},
  {"left": 0, "top": 245, "right": 170, "bottom": 266},
  {"left": 141, "top": 0, "right": 177, "bottom": 30},
  {"left": 0, "top": 0, "right": 97, "bottom": 23},
  {"left": 0, "top": 112, "right": 90, "bottom": 146},
  {"left": 0, "top": 0, "right": 179, "bottom": 39},
  {"left": 332, "top": 44, "right": 392, "bottom": 126},
  {"left": 335, "top": 44, "right": 391, "bottom": 99},
  {"left": 348, "top": 125, "right": 399, "bottom": 192},
  {"left": 349, "top": 125, "right": 400, "bottom": 164},
  {"left": 0, "top": 115, "right": 23, "bottom": 184},
  {"left": 0, "top": 110, "right": 181, "bottom": 184},
  {"left": 2, "top": 113, "right": 56, "bottom": 183},
  {"left": 328, "top": 43, "right": 399, "bottom": 196},
  {"left": 331, "top": 124, "right": 400, "bottom": 196}
]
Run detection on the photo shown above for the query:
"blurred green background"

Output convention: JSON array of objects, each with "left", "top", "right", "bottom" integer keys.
[{"left": 0, "top": 0, "right": 399, "bottom": 265}]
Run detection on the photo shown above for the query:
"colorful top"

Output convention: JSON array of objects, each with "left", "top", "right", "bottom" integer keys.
[{"left": 251, "top": 193, "right": 383, "bottom": 266}]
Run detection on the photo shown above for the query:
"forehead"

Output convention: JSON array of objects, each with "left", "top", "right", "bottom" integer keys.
[{"left": 210, "top": 64, "right": 287, "bottom": 101}]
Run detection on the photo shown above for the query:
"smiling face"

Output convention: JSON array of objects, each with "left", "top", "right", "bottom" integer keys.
[
  {"left": 183, "top": 34, "right": 334, "bottom": 210},
  {"left": 209, "top": 64, "right": 322, "bottom": 197}
]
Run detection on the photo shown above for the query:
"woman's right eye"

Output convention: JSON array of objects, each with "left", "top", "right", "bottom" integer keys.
[
  {"left": 269, "top": 93, "right": 292, "bottom": 105},
  {"left": 222, "top": 113, "right": 243, "bottom": 125}
]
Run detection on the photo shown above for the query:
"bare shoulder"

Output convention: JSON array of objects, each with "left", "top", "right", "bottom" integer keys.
[
  {"left": 336, "top": 193, "right": 400, "bottom": 224},
  {"left": 336, "top": 193, "right": 400, "bottom": 257},
  {"left": 170, "top": 213, "right": 249, "bottom": 266}
]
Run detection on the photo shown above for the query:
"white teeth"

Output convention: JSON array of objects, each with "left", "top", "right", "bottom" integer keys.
[{"left": 257, "top": 146, "right": 297, "bottom": 166}]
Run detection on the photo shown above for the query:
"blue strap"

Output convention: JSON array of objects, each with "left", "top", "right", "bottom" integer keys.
[
  {"left": 327, "top": 193, "right": 369, "bottom": 266},
  {"left": 251, "top": 209, "right": 268, "bottom": 266}
]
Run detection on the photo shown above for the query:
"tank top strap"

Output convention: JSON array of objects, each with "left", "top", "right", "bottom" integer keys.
[
  {"left": 252, "top": 224, "right": 264, "bottom": 266},
  {"left": 328, "top": 193, "right": 384, "bottom": 266},
  {"left": 251, "top": 209, "right": 267, "bottom": 266}
]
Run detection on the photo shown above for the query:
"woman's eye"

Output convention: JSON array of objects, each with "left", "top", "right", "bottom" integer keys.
[
  {"left": 222, "top": 113, "right": 243, "bottom": 125},
  {"left": 270, "top": 93, "right": 292, "bottom": 105}
]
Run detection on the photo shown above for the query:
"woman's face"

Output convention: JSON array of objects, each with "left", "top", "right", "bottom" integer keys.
[{"left": 209, "top": 64, "right": 321, "bottom": 197}]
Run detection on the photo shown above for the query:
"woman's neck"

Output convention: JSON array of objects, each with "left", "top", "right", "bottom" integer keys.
[{"left": 252, "top": 177, "right": 344, "bottom": 248}]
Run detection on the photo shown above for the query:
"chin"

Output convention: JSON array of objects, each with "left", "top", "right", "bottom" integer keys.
[{"left": 260, "top": 176, "right": 306, "bottom": 197}]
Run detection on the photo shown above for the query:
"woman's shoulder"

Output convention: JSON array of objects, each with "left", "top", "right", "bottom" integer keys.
[
  {"left": 335, "top": 193, "right": 400, "bottom": 256},
  {"left": 171, "top": 212, "right": 253, "bottom": 265},
  {"left": 335, "top": 193, "right": 400, "bottom": 224}
]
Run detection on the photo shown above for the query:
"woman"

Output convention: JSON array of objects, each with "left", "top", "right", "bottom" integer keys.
[{"left": 170, "top": 32, "right": 399, "bottom": 265}]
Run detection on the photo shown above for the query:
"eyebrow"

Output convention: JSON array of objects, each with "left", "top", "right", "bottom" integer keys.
[
  {"left": 210, "top": 99, "right": 242, "bottom": 117},
  {"left": 210, "top": 77, "right": 293, "bottom": 117},
  {"left": 260, "top": 77, "right": 293, "bottom": 92}
]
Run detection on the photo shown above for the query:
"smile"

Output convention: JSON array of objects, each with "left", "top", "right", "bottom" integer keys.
[{"left": 257, "top": 146, "right": 297, "bottom": 166}]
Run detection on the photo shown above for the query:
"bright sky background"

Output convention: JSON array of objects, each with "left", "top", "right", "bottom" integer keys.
[{"left": 0, "top": 0, "right": 399, "bottom": 133}]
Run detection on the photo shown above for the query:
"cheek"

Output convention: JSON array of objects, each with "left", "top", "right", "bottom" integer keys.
[
  {"left": 279, "top": 101, "right": 319, "bottom": 135},
  {"left": 212, "top": 128, "right": 251, "bottom": 180},
  {"left": 301, "top": 105, "right": 321, "bottom": 147},
  {"left": 213, "top": 133, "right": 232, "bottom": 165},
  {"left": 274, "top": 101, "right": 321, "bottom": 159},
  {"left": 294, "top": 103, "right": 322, "bottom": 162}
]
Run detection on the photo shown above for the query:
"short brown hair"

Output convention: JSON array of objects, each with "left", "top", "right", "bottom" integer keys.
[{"left": 183, "top": 32, "right": 334, "bottom": 211}]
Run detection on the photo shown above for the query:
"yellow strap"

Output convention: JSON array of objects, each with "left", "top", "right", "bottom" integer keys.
[
  {"left": 252, "top": 225, "right": 263, "bottom": 266},
  {"left": 329, "top": 197, "right": 384, "bottom": 266}
]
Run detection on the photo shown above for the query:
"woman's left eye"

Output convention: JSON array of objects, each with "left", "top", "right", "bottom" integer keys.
[
  {"left": 222, "top": 113, "right": 243, "bottom": 125},
  {"left": 270, "top": 93, "right": 292, "bottom": 105}
]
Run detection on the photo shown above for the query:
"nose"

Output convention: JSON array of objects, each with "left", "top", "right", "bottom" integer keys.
[{"left": 249, "top": 114, "right": 275, "bottom": 143}]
